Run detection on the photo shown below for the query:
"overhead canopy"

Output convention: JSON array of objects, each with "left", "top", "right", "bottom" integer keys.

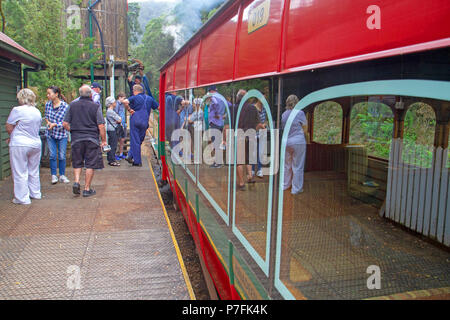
[{"left": 0, "top": 32, "right": 46, "bottom": 70}]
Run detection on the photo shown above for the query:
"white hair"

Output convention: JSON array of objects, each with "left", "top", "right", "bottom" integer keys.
[
  {"left": 79, "top": 85, "right": 92, "bottom": 98},
  {"left": 133, "top": 84, "right": 143, "bottom": 93},
  {"left": 105, "top": 96, "right": 116, "bottom": 107},
  {"left": 286, "top": 94, "right": 299, "bottom": 110},
  {"left": 17, "top": 88, "right": 36, "bottom": 106}
]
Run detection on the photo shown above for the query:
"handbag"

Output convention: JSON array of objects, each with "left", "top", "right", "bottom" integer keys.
[{"left": 107, "top": 115, "right": 124, "bottom": 137}]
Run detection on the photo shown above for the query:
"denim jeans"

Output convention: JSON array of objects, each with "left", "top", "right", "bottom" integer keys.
[
  {"left": 252, "top": 135, "right": 263, "bottom": 173},
  {"left": 107, "top": 130, "right": 119, "bottom": 163},
  {"left": 47, "top": 136, "right": 68, "bottom": 176}
]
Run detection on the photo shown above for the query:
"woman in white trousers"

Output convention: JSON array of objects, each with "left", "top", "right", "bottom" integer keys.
[
  {"left": 281, "top": 95, "right": 309, "bottom": 195},
  {"left": 6, "top": 89, "right": 42, "bottom": 204}
]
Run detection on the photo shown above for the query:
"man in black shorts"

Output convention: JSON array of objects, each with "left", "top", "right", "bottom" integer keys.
[{"left": 63, "top": 85, "right": 107, "bottom": 197}]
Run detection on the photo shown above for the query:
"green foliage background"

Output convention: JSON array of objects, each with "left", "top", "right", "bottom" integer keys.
[
  {"left": 128, "top": 1, "right": 224, "bottom": 102},
  {"left": 2, "top": 0, "right": 100, "bottom": 112},
  {"left": 313, "top": 100, "right": 439, "bottom": 167}
]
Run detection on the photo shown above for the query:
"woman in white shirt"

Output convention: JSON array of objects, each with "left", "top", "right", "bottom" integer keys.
[
  {"left": 5, "top": 88, "right": 42, "bottom": 204},
  {"left": 281, "top": 94, "right": 309, "bottom": 195}
]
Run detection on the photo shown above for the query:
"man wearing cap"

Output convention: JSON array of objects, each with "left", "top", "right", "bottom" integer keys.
[
  {"left": 91, "top": 82, "right": 103, "bottom": 107},
  {"left": 123, "top": 84, "right": 158, "bottom": 166}
]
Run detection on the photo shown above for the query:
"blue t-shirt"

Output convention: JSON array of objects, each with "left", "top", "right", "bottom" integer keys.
[{"left": 114, "top": 101, "right": 127, "bottom": 129}]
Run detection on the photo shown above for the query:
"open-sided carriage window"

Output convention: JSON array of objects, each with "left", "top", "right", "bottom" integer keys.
[
  {"left": 196, "top": 83, "right": 233, "bottom": 224},
  {"left": 312, "top": 101, "right": 343, "bottom": 144},
  {"left": 402, "top": 102, "right": 436, "bottom": 168},
  {"left": 275, "top": 80, "right": 450, "bottom": 300},
  {"left": 166, "top": 90, "right": 188, "bottom": 153},
  {"left": 231, "top": 78, "right": 274, "bottom": 275},
  {"left": 448, "top": 129, "right": 450, "bottom": 168},
  {"left": 349, "top": 98, "right": 394, "bottom": 160},
  {"left": 164, "top": 91, "right": 178, "bottom": 160}
]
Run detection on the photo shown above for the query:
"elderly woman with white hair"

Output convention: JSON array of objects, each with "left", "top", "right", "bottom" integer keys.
[
  {"left": 281, "top": 94, "right": 309, "bottom": 195},
  {"left": 5, "top": 88, "right": 42, "bottom": 204},
  {"left": 105, "top": 96, "right": 122, "bottom": 166}
]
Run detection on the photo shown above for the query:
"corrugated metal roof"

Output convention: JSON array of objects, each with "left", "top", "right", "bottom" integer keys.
[{"left": 0, "top": 32, "right": 45, "bottom": 68}]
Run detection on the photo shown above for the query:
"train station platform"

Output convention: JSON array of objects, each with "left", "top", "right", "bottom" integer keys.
[{"left": 0, "top": 141, "right": 194, "bottom": 300}]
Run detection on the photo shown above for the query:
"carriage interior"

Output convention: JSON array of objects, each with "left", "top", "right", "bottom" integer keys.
[{"left": 163, "top": 49, "right": 450, "bottom": 300}]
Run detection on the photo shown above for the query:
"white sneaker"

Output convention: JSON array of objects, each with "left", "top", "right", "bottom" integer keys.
[
  {"left": 59, "top": 175, "right": 70, "bottom": 183},
  {"left": 292, "top": 189, "right": 304, "bottom": 195},
  {"left": 12, "top": 198, "right": 31, "bottom": 205},
  {"left": 51, "top": 175, "right": 58, "bottom": 184},
  {"left": 256, "top": 169, "right": 263, "bottom": 178}
]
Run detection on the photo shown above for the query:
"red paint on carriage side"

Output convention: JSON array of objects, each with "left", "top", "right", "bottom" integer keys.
[
  {"left": 166, "top": 169, "right": 238, "bottom": 300},
  {"left": 161, "top": 0, "right": 450, "bottom": 86},
  {"left": 174, "top": 52, "right": 189, "bottom": 90},
  {"left": 197, "top": 10, "right": 239, "bottom": 86},
  {"left": 158, "top": 71, "right": 169, "bottom": 180},
  {"left": 284, "top": 0, "right": 450, "bottom": 70},
  {"left": 158, "top": 0, "right": 450, "bottom": 299},
  {"left": 165, "top": 64, "right": 175, "bottom": 92},
  {"left": 188, "top": 42, "right": 201, "bottom": 88},
  {"left": 235, "top": 0, "right": 284, "bottom": 79},
  {"left": 199, "top": 228, "right": 234, "bottom": 300}
]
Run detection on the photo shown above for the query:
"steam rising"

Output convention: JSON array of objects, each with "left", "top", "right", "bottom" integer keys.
[{"left": 163, "top": 0, "right": 226, "bottom": 49}]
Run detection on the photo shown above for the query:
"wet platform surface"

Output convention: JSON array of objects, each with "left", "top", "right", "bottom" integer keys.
[{"left": 0, "top": 141, "right": 193, "bottom": 300}]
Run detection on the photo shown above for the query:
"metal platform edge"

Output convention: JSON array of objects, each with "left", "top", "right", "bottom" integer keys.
[{"left": 146, "top": 153, "right": 196, "bottom": 300}]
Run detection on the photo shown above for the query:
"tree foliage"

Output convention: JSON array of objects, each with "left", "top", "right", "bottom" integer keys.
[
  {"left": 349, "top": 102, "right": 394, "bottom": 159},
  {"left": 313, "top": 102, "right": 343, "bottom": 144},
  {"left": 127, "top": 2, "right": 143, "bottom": 48},
  {"left": 133, "top": 15, "right": 176, "bottom": 100},
  {"left": 2, "top": 0, "right": 100, "bottom": 110},
  {"left": 402, "top": 102, "right": 436, "bottom": 167},
  {"left": 130, "top": 1, "right": 226, "bottom": 99}
]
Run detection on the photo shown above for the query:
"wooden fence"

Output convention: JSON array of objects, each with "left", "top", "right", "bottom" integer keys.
[{"left": 385, "top": 138, "right": 449, "bottom": 246}]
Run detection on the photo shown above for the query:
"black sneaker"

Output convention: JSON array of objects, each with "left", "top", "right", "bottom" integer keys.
[
  {"left": 125, "top": 156, "right": 133, "bottom": 164},
  {"left": 82, "top": 189, "right": 96, "bottom": 197},
  {"left": 132, "top": 162, "right": 142, "bottom": 167},
  {"left": 73, "top": 182, "right": 80, "bottom": 195}
]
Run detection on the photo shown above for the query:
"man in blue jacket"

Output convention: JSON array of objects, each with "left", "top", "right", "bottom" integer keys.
[{"left": 123, "top": 84, "right": 158, "bottom": 166}]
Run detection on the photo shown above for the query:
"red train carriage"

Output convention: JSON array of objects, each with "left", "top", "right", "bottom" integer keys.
[{"left": 158, "top": 0, "right": 450, "bottom": 300}]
